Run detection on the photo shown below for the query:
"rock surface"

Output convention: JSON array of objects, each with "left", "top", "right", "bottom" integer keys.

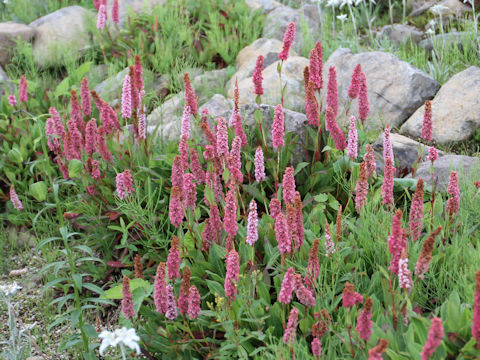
[
  {"left": 245, "top": 0, "right": 282, "bottom": 13},
  {"left": 200, "top": 94, "right": 233, "bottom": 118},
  {"left": 323, "top": 48, "right": 440, "bottom": 130},
  {"left": 262, "top": 4, "right": 321, "bottom": 54},
  {"left": 400, "top": 66, "right": 480, "bottom": 144},
  {"left": 193, "top": 68, "right": 229, "bottom": 104},
  {"left": 94, "top": 68, "right": 130, "bottom": 101},
  {"left": 0, "top": 65, "right": 13, "bottom": 95},
  {"left": 411, "top": 154, "right": 479, "bottom": 191},
  {"left": 430, "top": 0, "right": 471, "bottom": 16},
  {"left": 0, "top": 22, "right": 36, "bottom": 66},
  {"left": 29, "top": 6, "right": 94, "bottom": 66},
  {"left": 376, "top": 24, "right": 423, "bottom": 45}
]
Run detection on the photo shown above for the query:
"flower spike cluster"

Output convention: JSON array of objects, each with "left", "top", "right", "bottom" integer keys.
[{"left": 278, "top": 22, "right": 295, "bottom": 61}]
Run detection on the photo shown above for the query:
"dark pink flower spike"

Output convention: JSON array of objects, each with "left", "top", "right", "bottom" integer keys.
[{"left": 278, "top": 22, "right": 295, "bottom": 61}]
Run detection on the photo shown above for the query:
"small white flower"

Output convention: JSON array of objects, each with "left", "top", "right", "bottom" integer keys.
[
  {"left": 426, "top": 28, "right": 435, "bottom": 35},
  {"left": 428, "top": 19, "right": 437, "bottom": 27},
  {"left": 430, "top": 4, "right": 449, "bottom": 15},
  {"left": 99, "top": 330, "right": 117, "bottom": 356},
  {"left": 327, "top": 0, "right": 341, "bottom": 7},
  {"left": 337, "top": 14, "right": 348, "bottom": 22},
  {"left": 99, "top": 327, "right": 141, "bottom": 357},
  {"left": 0, "top": 282, "right": 22, "bottom": 297}
]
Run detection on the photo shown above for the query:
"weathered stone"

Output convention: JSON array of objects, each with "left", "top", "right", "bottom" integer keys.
[
  {"left": 372, "top": 133, "right": 443, "bottom": 173},
  {"left": 0, "top": 22, "right": 36, "bottom": 66},
  {"left": 262, "top": 4, "right": 322, "bottom": 54},
  {"left": 94, "top": 68, "right": 130, "bottom": 101},
  {"left": 411, "top": 154, "right": 479, "bottom": 191},
  {"left": 376, "top": 24, "right": 423, "bottom": 45},
  {"left": 106, "top": 0, "right": 167, "bottom": 27},
  {"left": 0, "top": 65, "right": 13, "bottom": 96},
  {"left": 400, "top": 66, "right": 480, "bottom": 144},
  {"left": 429, "top": 0, "right": 471, "bottom": 16},
  {"left": 152, "top": 74, "right": 170, "bottom": 101},
  {"left": 228, "top": 56, "right": 308, "bottom": 112},
  {"left": 193, "top": 68, "right": 229, "bottom": 104},
  {"left": 200, "top": 94, "right": 233, "bottom": 118},
  {"left": 323, "top": 48, "right": 440, "bottom": 130},
  {"left": 29, "top": 6, "right": 94, "bottom": 66},
  {"left": 409, "top": 1, "right": 436, "bottom": 17},
  {"left": 419, "top": 31, "right": 477, "bottom": 53},
  {"left": 245, "top": 0, "right": 283, "bottom": 13}
]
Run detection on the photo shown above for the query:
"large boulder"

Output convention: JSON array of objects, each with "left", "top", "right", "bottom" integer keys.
[
  {"left": 245, "top": 0, "right": 283, "bottom": 13},
  {"left": 106, "top": 0, "right": 167, "bottom": 27},
  {"left": 29, "top": 6, "right": 94, "bottom": 66},
  {"left": 94, "top": 68, "right": 130, "bottom": 101},
  {"left": 0, "top": 66, "right": 13, "bottom": 96},
  {"left": 228, "top": 56, "right": 309, "bottom": 112},
  {"left": 323, "top": 48, "right": 440, "bottom": 130},
  {"left": 262, "top": 4, "right": 321, "bottom": 54},
  {"left": 0, "top": 22, "right": 36, "bottom": 66},
  {"left": 411, "top": 154, "right": 479, "bottom": 191},
  {"left": 376, "top": 24, "right": 423, "bottom": 45},
  {"left": 200, "top": 94, "right": 233, "bottom": 118},
  {"left": 400, "top": 66, "right": 480, "bottom": 144},
  {"left": 429, "top": 0, "right": 471, "bottom": 16},
  {"left": 192, "top": 68, "right": 229, "bottom": 104}
]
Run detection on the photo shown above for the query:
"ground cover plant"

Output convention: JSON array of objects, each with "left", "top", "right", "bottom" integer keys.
[{"left": 1, "top": 0, "right": 480, "bottom": 359}]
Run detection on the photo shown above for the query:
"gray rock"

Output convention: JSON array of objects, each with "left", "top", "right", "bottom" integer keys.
[
  {"left": 94, "top": 68, "right": 130, "bottom": 101},
  {"left": 0, "top": 22, "right": 36, "bottom": 66},
  {"left": 152, "top": 74, "right": 170, "bottom": 101},
  {"left": 0, "top": 65, "right": 13, "bottom": 96},
  {"left": 147, "top": 92, "right": 184, "bottom": 141},
  {"left": 411, "top": 154, "right": 479, "bottom": 191},
  {"left": 245, "top": 0, "right": 283, "bottom": 13},
  {"left": 200, "top": 94, "right": 233, "bottom": 118},
  {"left": 262, "top": 4, "right": 322, "bottom": 54},
  {"left": 376, "top": 24, "right": 423, "bottom": 45},
  {"left": 419, "top": 31, "right": 477, "bottom": 53},
  {"left": 323, "top": 48, "right": 440, "bottom": 130},
  {"left": 29, "top": 6, "right": 94, "bottom": 66},
  {"left": 105, "top": 0, "right": 167, "bottom": 27},
  {"left": 400, "top": 66, "right": 480, "bottom": 144},
  {"left": 429, "top": 0, "right": 471, "bottom": 16},
  {"left": 409, "top": 1, "right": 436, "bottom": 17},
  {"left": 193, "top": 68, "right": 229, "bottom": 104}
]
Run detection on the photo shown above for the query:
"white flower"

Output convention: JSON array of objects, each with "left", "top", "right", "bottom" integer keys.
[
  {"left": 430, "top": 4, "right": 449, "bottom": 14},
  {"left": 0, "top": 282, "right": 22, "bottom": 297},
  {"left": 337, "top": 14, "right": 348, "bottom": 22},
  {"left": 426, "top": 28, "right": 435, "bottom": 35},
  {"left": 428, "top": 19, "right": 437, "bottom": 27},
  {"left": 327, "top": 0, "right": 341, "bottom": 7},
  {"left": 99, "top": 327, "right": 141, "bottom": 356}
]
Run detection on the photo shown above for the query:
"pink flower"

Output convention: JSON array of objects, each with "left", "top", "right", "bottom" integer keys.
[
  {"left": 325, "top": 106, "right": 347, "bottom": 151},
  {"left": 383, "top": 126, "right": 394, "bottom": 164},
  {"left": 138, "top": 107, "right": 146, "bottom": 140},
  {"left": 254, "top": 147, "right": 265, "bottom": 182},
  {"left": 169, "top": 186, "right": 184, "bottom": 227},
  {"left": 8, "top": 94, "right": 17, "bottom": 107},
  {"left": 177, "top": 268, "right": 191, "bottom": 316},
  {"left": 121, "top": 276, "right": 135, "bottom": 319},
  {"left": 282, "top": 166, "right": 296, "bottom": 204},
  {"left": 398, "top": 255, "right": 412, "bottom": 290},
  {"left": 187, "top": 286, "right": 201, "bottom": 320},
  {"left": 270, "top": 197, "right": 281, "bottom": 219},
  {"left": 216, "top": 117, "right": 228, "bottom": 157},
  {"left": 154, "top": 262, "right": 168, "bottom": 314},
  {"left": 326, "top": 67, "right": 338, "bottom": 120},
  {"left": 134, "top": 55, "right": 144, "bottom": 93},
  {"left": 253, "top": 55, "right": 264, "bottom": 96},
  {"left": 446, "top": 171, "right": 460, "bottom": 217},
  {"left": 228, "top": 136, "right": 243, "bottom": 185},
  {"left": 165, "top": 284, "right": 178, "bottom": 320},
  {"left": 368, "top": 339, "right": 389, "bottom": 360},
  {"left": 206, "top": 171, "right": 223, "bottom": 203},
  {"left": 45, "top": 117, "right": 61, "bottom": 153},
  {"left": 472, "top": 271, "right": 480, "bottom": 344},
  {"left": 184, "top": 73, "right": 198, "bottom": 116},
  {"left": 179, "top": 134, "right": 189, "bottom": 170},
  {"left": 355, "top": 162, "right": 369, "bottom": 213},
  {"left": 97, "top": 4, "right": 106, "bottom": 30},
  {"left": 305, "top": 80, "right": 319, "bottom": 126},
  {"left": 348, "top": 64, "right": 362, "bottom": 99},
  {"left": 421, "top": 100, "right": 433, "bottom": 142},
  {"left": 166, "top": 236, "right": 181, "bottom": 280},
  {"left": 309, "top": 42, "right": 323, "bottom": 90},
  {"left": 312, "top": 338, "right": 322, "bottom": 358},
  {"left": 388, "top": 209, "right": 407, "bottom": 275},
  {"left": 283, "top": 307, "right": 299, "bottom": 344},
  {"left": 85, "top": 119, "right": 97, "bottom": 156},
  {"left": 70, "top": 89, "right": 84, "bottom": 133},
  {"left": 9, "top": 186, "right": 23, "bottom": 211},
  {"left": 246, "top": 200, "right": 258, "bottom": 246},
  {"left": 93, "top": 0, "right": 100, "bottom": 11},
  {"left": 171, "top": 155, "right": 184, "bottom": 190},
  {"left": 67, "top": 118, "right": 83, "bottom": 153},
  {"left": 278, "top": 267, "right": 295, "bottom": 304},
  {"left": 421, "top": 318, "right": 444, "bottom": 360},
  {"left": 87, "top": 159, "right": 101, "bottom": 180},
  {"left": 80, "top": 78, "right": 91, "bottom": 117},
  {"left": 112, "top": 0, "right": 119, "bottom": 23},
  {"left": 356, "top": 298, "right": 373, "bottom": 341},
  {"left": 19, "top": 75, "right": 28, "bottom": 103},
  {"left": 224, "top": 189, "right": 238, "bottom": 238},
  {"left": 294, "top": 274, "right": 316, "bottom": 307},
  {"left": 408, "top": 178, "right": 424, "bottom": 241},
  {"left": 233, "top": 113, "right": 248, "bottom": 147},
  {"left": 272, "top": 104, "right": 285, "bottom": 149},
  {"left": 225, "top": 249, "right": 240, "bottom": 300},
  {"left": 286, "top": 204, "right": 299, "bottom": 251},
  {"left": 201, "top": 117, "right": 216, "bottom": 147},
  {"left": 116, "top": 170, "right": 134, "bottom": 200},
  {"left": 381, "top": 158, "right": 395, "bottom": 206},
  {"left": 182, "top": 173, "right": 197, "bottom": 211},
  {"left": 189, "top": 149, "right": 205, "bottom": 185},
  {"left": 278, "top": 22, "right": 295, "bottom": 61},
  {"left": 181, "top": 104, "right": 191, "bottom": 138},
  {"left": 364, "top": 144, "right": 376, "bottom": 178},
  {"left": 358, "top": 71, "right": 369, "bottom": 123},
  {"left": 122, "top": 74, "right": 132, "bottom": 119},
  {"left": 427, "top": 146, "right": 439, "bottom": 163},
  {"left": 202, "top": 218, "right": 215, "bottom": 251},
  {"left": 294, "top": 192, "right": 305, "bottom": 249},
  {"left": 415, "top": 226, "right": 441, "bottom": 279},
  {"left": 342, "top": 282, "right": 363, "bottom": 308},
  {"left": 324, "top": 221, "right": 336, "bottom": 257},
  {"left": 347, "top": 116, "right": 358, "bottom": 160},
  {"left": 275, "top": 212, "right": 291, "bottom": 255}
]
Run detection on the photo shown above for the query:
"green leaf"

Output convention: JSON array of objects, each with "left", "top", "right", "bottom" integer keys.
[
  {"left": 102, "top": 278, "right": 150, "bottom": 299},
  {"left": 294, "top": 162, "right": 309, "bottom": 176},
  {"left": 82, "top": 324, "right": 98, "bottom": 338},
  {"left": 30, "top": 181, "right": 47, "bottom": 201},
  {"left": 314, "top": 193, "right": 328, "bottom": 203},
  {"left": 54, "top": 77, "right": 71, "bottom": 98},
  {"left": 205, "top": 279, "right": 224, "bottom": 296},
  {"left": 7, "top": 148, "right": 23, "bottom": 163},
  {"left": 68, "top": 159, "right": 83, "bottom": 178},
  {"left": 72, "top": 274, "right": 83, "bottom": 290},
  {"left": 74, "top": 61, "right": 92, "bottom": 79}
]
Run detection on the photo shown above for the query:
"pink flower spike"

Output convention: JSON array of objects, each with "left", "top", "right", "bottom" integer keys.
[
  {"left": 8, "top": 94, "right": 17, "bottom": 107},
  {"left": 355, "top": 162, "right": 369, "bottom": 213},
  {"left": 347, "top": 116, "right": 358, "bottom": 160},
  {"left": 181, "top": 104, "right": 191, "bottom": 138},
  {"left": 421, "top": 318, "right": 444, "bottom": 360},
  {"left": 116, "top": 169, "right": 135, "bottom": 200},
  {"left": 154, "top": 263, "right": 168, "bottom": 314},
  {"left": 179, "top": 134, "right": 190, "bottom": 170},
  {"left": 182, "top": 173, "right": 197, "bottom": 211},
  {"left": 312, "top": 338, "right": 322, "bottom": 358},
  {"left": 368, "top": 339, "right": 389, "bottom": 360},
  {"left": 325, "top": 106, "right": 347, "bottom": 152},
  {"left": 408, "top": 178, "right": 424, "bottom": 241},
  {"left": 358, "top": 71, "right": 369, "bottom": 123},
  {"left": 278, "top": 22, "right": 295, "bottom": 61},
  {"left": 80, "top": 78, "right": 91, "bottom": 117},
  {"left": 364, "top": 144, "right": 376, "bottom": 178},
  {"left": 216, "top": 117, "right": 228, "bottom": 157},
  {"left": 138, "top": 106, "right": 146, "bottom": 140},
  {"left": 294, "top": 274, "right": 316, "bottom": 307},
  {"left": 246, "top": 200, "right": 258, "bottom": 246},
  {"left": 309, "top": 42, "right": 323, "bottom": 90},
  {"left": 342, "top": 282, "right": 363, "bottom": 308},
  {"left": 381, "top": 157, "right": 395, "bottom": 206},
  {"left": 121, "top": 276, "right": 135, "bottom": 319},
  {"left": 165, "top": 284, "right": 178, "bottom": 320},
  {"left": 122, "top": 74, "right": 132, "bottom": 119},
  {"left": 224, "top": 188, "right": 238, "bottom": 238},
  {"left": 93, "top": 0, "right": 100, "bottom": 10},
  {"left": 282, "top": 166, "right": 296, "bottom": 204},
  {"left": 254, "top": 147, "right": 266, "bottom": 183},
  {"left": 112, "top": 0, "right": 119, "bottom": 23},
  {"left": 326, "top": 67, "right": 338, "bottom": 119},
  {"left": 283, "top": 307, "right": 299, "bottom": 344},
  {"left": 427, "top": 146, "right": 439, "bottom": 163},
  {"left": 270, "top": 197, "right": 281, "bottom": 220},
  {"left": 275, "top": 212, "right": 291, "bottom": 255},
  {"left": 184, "top": 73, "right": 198, "bottom": 116},
  {"left": 388, "top": 209, "right": 407, "bottom": 275},
  {"left": 398, "top": 254, "right": 412, "bottom": 290},
  {"left": 166, "top": 236, "right": 181, "bottom": 280},
  {"left": 19, "top": 75, "right": 28, "bottom": 103},
  {"left": 253, "top": 55, "right": 264, "bottom": 96},
  {"left": 383, "top": 126, "right": 394, "bottom": 164},
  {"left": 446, "top": 171, "right": 460, "bottom": 218},
  {"left": 233, "top": 113, "right": 248, "bottom": 147},
  {"left": 169, "top": 186, "right": 184, "bottom": 227},
  {"left": 171, "top": 155, "right": 184, "bottom": 190},
  {"left": 187, "top": 286, "right": 201, "bottom": 320},
  {"left": 278, "top": 267, "right": 295, "bottom": 304},
  {"left": 225, "top": 249, "right": 240, "bottom": 300},
  {"left": 272, "top": 104, "right": 285, "bottom": 149},
  {"left": 85, "top": 119, "right": 97, "bottom": 156},
  {"left": 348, "top": 64, "right": 362, "bottom": 99},
  {"left": 356, "top": 298, "right": 373, "bottom": 341},
  {"left": 227, "top": 136, "right": 243, "bottom": 185},
  {"left": 10, "top": 186, "right": 23, "bottom": 211},
  {"left": 97, "top": 4, "right": 106, "bottom": 30},
  {"left": 472, "top": 271, "right": 480, "bottom": 344},
  {"left": 70, "top": 90, "right": 84, "bottom": 133},
  {"left": 421, "top": 100, "right": 433, "bottom": 142},
  {"left": 189, "top": 148, "right": 205, "bottom": 185}
]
